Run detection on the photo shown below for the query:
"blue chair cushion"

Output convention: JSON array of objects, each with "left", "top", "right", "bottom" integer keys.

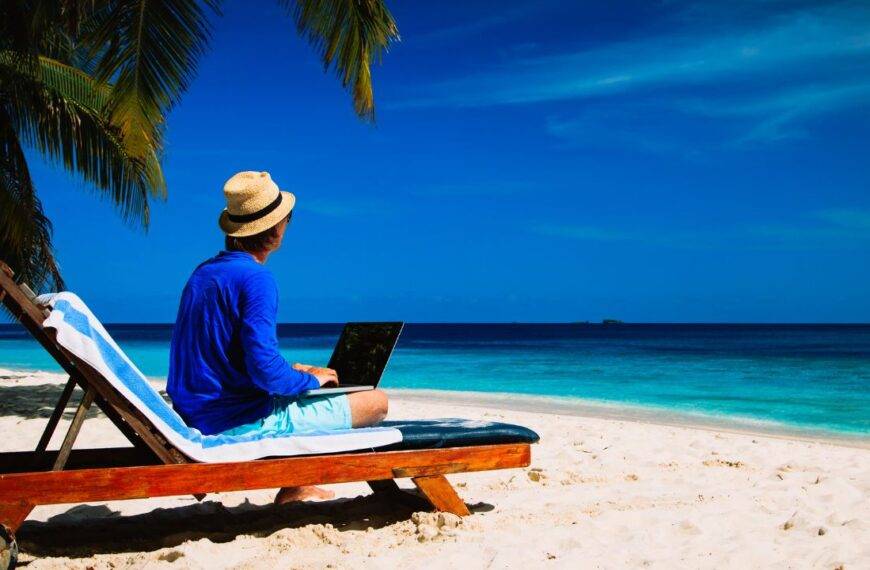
[{"left": 377, "top": 418, "right": 540, "bottom": 450}]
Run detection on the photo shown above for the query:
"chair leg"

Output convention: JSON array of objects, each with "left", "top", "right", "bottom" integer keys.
[
  {"left": 0, "top": 500, "right": 33, "bottom": 534},
  {"left": 52, "top": 387, "right": 95, "bottom": 471},
  {"left": 35, "top": 376, "right": 77, "bottom": 454},
  {"left": 367, "top": 479, "right": 431, "bottom": 510},
  {"left": 0, "top": 521, "right": 19, "bottom": 570},
  {"left": 367, "top": 479, "right": 402, "bottom": 495},
  {"left": 411, "top": 475, "right": 471, "bottom": 516}
]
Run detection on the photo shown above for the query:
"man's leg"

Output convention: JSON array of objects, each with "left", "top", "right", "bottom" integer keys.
[
  {"left": 275, "top": 390, "right": 389, "bottom": 505},
  {"left": 274, "top": 485, "right": 335, "bottom": 503},
  {"left": 348, "top": 389, "right": 389, "bottom": 427}
]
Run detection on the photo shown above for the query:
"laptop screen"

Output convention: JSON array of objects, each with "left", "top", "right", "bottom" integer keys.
[{"left": 326, "top": 322, "right": 404, "bottom": 386}]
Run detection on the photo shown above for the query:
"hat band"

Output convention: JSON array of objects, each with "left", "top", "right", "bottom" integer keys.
[{"left": 227, "top": 193, "right": 282, "bottom": 224}]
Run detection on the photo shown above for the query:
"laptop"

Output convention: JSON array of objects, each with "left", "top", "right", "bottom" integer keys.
[{"left": 301, "top": 322, "right": 404, "bottom": 397}]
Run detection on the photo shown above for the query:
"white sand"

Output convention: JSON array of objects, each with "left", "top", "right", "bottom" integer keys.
[{"left": 1, "top": 368, "right": 868, "bottom": 569}]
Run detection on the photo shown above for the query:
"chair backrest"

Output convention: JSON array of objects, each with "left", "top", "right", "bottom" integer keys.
[
  {"left": 0, "top": 262, "right": 189, "bottom": 465},
  {"left": 47, "top": 294, "right": 203, "bottom": 442}
]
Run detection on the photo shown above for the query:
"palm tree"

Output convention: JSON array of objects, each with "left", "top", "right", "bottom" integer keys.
[{"left": 0, "top": 0, "right": 398, "bottom": 291}]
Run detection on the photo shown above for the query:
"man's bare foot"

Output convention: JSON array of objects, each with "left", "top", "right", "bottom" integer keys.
[{"left": 274, "top": 486, "right": 335, "bottom": 504}]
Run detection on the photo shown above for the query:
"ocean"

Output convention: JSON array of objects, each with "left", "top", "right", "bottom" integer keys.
[{"left": 1, "top": 323, "right": 868, "bottom": 438}]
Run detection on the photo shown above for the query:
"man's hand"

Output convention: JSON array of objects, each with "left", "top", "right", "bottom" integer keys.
[{"left": 293, "top": 363, "right": 338, "bottom": 387}]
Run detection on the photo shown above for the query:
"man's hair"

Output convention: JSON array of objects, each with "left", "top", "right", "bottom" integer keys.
[{"left": 225, "top": 222, "right": 282, "bottom": 253}]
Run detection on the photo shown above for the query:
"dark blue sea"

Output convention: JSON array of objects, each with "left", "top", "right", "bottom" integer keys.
[{"left": 1, "top": 323, "right": 868, "bottom": 437}]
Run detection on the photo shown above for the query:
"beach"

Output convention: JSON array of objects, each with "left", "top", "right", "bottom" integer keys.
[
  {"left": 3, "top": 1, "right": 869, "bottom": 569},
  {"left": 2, "top": 368, "right": 867, "bottom": 569}
]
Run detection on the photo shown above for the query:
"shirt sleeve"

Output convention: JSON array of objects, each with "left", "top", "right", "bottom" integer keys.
[{"left": 239, "top": 270, "right": 320, "bottom": 396}]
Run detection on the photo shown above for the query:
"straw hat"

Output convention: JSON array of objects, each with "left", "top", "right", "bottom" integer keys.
[{"left": 218, "top": 171, "right": 296, "bottom": 237}]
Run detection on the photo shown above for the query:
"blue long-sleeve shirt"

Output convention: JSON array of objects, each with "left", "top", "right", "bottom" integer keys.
[{"left": 167, "top": 251, "right": 319, "bottom": 435}]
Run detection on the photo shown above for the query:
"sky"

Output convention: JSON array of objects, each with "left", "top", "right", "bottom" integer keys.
[{"left": 23, "top": 0, "right": 870, "bottom": 323}]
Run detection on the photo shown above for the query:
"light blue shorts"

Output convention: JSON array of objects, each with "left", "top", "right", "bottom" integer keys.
[{"left": 222, "top": 394, "right": 352, "bottom": 436}]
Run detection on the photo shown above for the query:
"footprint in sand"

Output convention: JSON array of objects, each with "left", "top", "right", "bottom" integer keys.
[
  {"left": 487, "top": 474, "right": 518, "bottom": 490},
  {"left": 411, "top": 511, "right": 463, "bottom": 542},
  {"left": 558, "top": 470, "right": 607, "bottom": 486},
  {"left": 677, "top": 520, "right": 702, "bottom": 535},
  {"left": 781, "top": 512, "right": 811, "bottom": 531},
  {"left": 702, "top": 459, "right": 745, "bottom": 468},
  {"left": 157, "top": 550, "right": 184, "bottom": 563},
  {"left": 527, "top": 467, "right": 547, "bottom": 483}
]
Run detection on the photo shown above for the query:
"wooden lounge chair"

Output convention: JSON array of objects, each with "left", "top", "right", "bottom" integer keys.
[{"left": 0, "top": 261, "right": 537, "bottom": 568}]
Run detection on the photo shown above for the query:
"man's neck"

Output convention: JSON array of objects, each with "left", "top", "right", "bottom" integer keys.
[{"left": 250, "top": 250, "right": 269, "bottom": 264}]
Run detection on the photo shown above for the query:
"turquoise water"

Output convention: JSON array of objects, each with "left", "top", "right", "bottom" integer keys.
[{"left": 1, "top": 323, "right": 868, "bottom": 437}]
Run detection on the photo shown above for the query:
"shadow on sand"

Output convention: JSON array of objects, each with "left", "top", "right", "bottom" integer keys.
[
  {"left": 18, "top": 494, "right": 494, "bottom": 558},
  {"left": 0, "top": 378, "right": 170, "bottom": 421},
  {"left": 0, "top": 381, "right": 87, "bottom": 421}
]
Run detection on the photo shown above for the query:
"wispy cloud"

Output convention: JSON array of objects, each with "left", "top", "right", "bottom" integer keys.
[
  {"left": 410, "top": 181, "right": 534, "bottom": 198},
  {"left": 746, "top": 208, "right": 870, "bottom": 245},
  {"left": 299, "top": 198, "right": 389, "bottom": 219},
  {"left": 531, "top": 224, "right": 633, "bottom": 242},
  {"left": 815, "top": 208, "right": 870, "bottom": 230},
  {"left": 411, "top": 7, "right": 537, "bottom": 45},
  {"left": 543, "top": 80, "right": 870, "bottom": 153},
  {"left": 393, "top": 3, "right": 870, "bottom": 147},
  {"left": 530, "top": 207, "right": 870, "bottom": 249},
  {"left": 398, "top": 5, "right": 870, "bottom": 108},
  {"left": 531, "top": 222, "right": 723, "bottom": 249},
  {"left": 680, "top": 82, "right": 870, "bottom": 142},
  {"left": 544, "top": 110, "right": 706, "bottom": 158}
]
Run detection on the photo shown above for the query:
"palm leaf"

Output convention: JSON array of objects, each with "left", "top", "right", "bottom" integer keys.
[
  {"left": 0, "top": 51, "right": 164, "bottom": 225},
  {"left": 85, "top": 0, "right": 217, "bottom": 158},
  {"left": 282, "top": 0, "right": 399, "bottom": 120},
  {"left": 0, "top": 107, "right": 63, "bottom": 292},
  {"left": 1, "top": 50, "right": 111, "bottom": 111}
]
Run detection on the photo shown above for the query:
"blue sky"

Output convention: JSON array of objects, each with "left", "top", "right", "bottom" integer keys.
[{"left": 25, "top": 0, "right": 870, "bottom": 322}]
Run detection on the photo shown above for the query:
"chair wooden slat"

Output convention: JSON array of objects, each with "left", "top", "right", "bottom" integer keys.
[
  {"left": 0, "top": 264, "right": 188, "bottom": 467},
  {"left": 0, "top": 444, "right": 530, "bottom": 508},
  {"left": 52, "top": 388, "right": 96, "bottom": 471},
  {"left": 34, "top": 377, "right": 77, "bottom": 454}
]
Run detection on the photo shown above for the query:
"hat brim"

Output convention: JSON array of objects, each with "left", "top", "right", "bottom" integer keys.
[{"left": 219, "top": 191, "right": 296, "bottom": 237}]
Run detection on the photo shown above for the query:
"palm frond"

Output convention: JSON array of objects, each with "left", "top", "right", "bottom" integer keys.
[
  {"left": 0, "top": 0, "right": 86, "bottom": 61},
  {"left": 0, "top": 51, "right": 165, "bottom": 225},
  {"left": 1, "top": 50, "right": 111, "bottom": 110},
  {"left": 282, "top": 0, "right": 399, "bottom": 121},
  {"left": 85, "top": 0, "right": 217, "bottom": 157},
  {"left": 0, "top": 108, "right": 63, "bottom": 292}
]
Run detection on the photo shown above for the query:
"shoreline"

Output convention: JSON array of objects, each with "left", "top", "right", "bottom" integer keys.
[
  {"left": 0, "top": 367, "right": 870, "bottom": 449},
  {"left": 1, "top": 365, "right": 866, "bottom": 448},
  {"left": 387, "top": 388, "right": 870, "bottom": 450}
]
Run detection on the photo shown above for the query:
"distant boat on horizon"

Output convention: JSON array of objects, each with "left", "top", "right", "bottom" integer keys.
[{"left": 602, "top": 319, "right": 624, "bottom": 325}]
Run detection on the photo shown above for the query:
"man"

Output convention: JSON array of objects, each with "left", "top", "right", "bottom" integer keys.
[{"left": 168, "top": 171, "right": 388, "bottom": 503}]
